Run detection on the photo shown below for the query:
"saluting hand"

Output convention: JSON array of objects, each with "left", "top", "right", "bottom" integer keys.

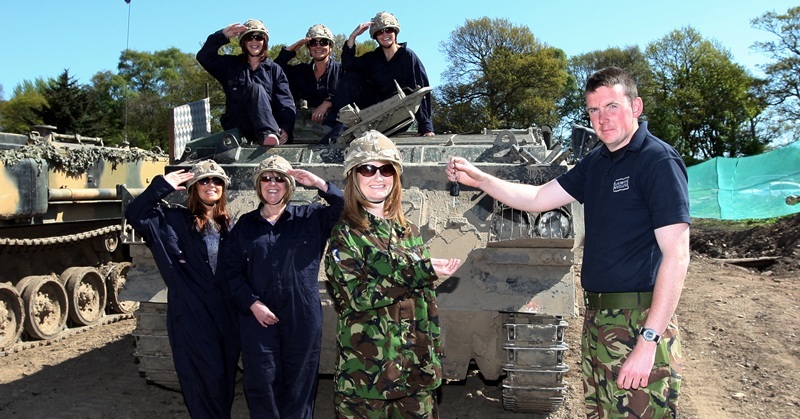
[
  {"left": 163, "top": 170, "right": 194, "bottom": 191},
  {"left": 222, "top": 23, "right": 247, "bottom": 39},
  {"left": 288, "top": 169, "right": 328, "bottom": 192},
  {"left": 347, "top": 22, "right": 371, "bottom": 47},
  {"left": 288, "top": 37, "right": 311, "bottom": 52}
]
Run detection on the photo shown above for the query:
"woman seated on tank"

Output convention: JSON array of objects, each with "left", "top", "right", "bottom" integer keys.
[
  {"left": 274, "top": 24, "right": 344, "bottom": 144},
  {"left": 322, "top": 11, "right": 436, "bottom": 143},
  {"left": 197, "top": 19, "right": 295, "bottom": 146}
]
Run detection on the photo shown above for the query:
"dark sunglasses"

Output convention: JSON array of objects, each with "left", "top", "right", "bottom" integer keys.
[
  {"left": 260, "top": 175, "right": 287, "bottom": 183},
  {"left": 374, "top": 28, "right": 396, "bottom": 36},
  {"left": 245, "top": 33, "right": 265, "bottom": 42},
  {"left": 198, "top": 177, "right": 225, "bottom": 187},
  {"left": 306, "top": 39, "right": 331, "bottom": 47},
  {"left": 356, "top": 164, "right": 396, "bottom": 178}
]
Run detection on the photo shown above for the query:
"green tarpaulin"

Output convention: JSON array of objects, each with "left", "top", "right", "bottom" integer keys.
[{"left": 688, "top": 141, "right": 800, "bottom": 220}]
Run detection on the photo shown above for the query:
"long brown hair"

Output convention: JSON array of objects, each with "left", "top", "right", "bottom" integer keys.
[
  {"left": 342, "top": 161, "right": 407, "bottom": 234},
  {"left": 187, "top": 185, "right": 230, "bottom": 233}
]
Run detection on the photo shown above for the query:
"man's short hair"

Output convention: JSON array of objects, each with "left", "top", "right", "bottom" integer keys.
[{"left": 585, "top": 67, "right": 638, "bottom": 104}]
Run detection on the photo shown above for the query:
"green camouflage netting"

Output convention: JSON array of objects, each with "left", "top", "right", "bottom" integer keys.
[{"left": 0, "top": 139, "right": 165, "bottom": 177}]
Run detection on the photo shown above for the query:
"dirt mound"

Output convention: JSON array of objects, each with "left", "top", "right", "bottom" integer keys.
[{"left": 690, "top": 213, "right": 800, "bottom": 276}]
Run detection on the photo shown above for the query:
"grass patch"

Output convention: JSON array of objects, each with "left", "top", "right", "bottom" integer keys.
[{"left": 691, "top": 216, "right": 788, "bottom": 231}]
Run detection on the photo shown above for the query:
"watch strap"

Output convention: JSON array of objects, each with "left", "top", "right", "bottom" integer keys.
[{"left": 638, "top": 327, "right": 662, "bottom": 344}]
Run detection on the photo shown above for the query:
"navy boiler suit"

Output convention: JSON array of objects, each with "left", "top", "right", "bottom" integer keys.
[
  {"left": 220, "top": 182, "right": 344, "bottom": 418},
  {"left": 274, "top": 47, "right": 342, "bottom": 110},
  {"left": 197, "top": 30, "right": 296, "bottom": 143},
  {"left": 124, "top": 175, "right": 240, "bottom": 419}
]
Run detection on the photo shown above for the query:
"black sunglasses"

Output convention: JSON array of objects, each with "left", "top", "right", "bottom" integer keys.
[
  {"left": 198, "top": 177, "right": 225, "bottom": 187},
  {"left": 246, "top": 33, "right": 265, "bottom": 42},
  {"left": 260, "top": 175, "right": 287, "bottom": 183},
  {"left": 356, "top": 164, "right": 396, "bottom": 178},
  {"left": 374, "top": 28, "right": 396, "bottom": 36},
  {"left": 306, "top": 39, "right": 331, "bottom": 47}
]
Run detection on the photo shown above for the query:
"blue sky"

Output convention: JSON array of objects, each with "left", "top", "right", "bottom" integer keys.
[{"left": 0, "top": 1, "right": 791, "bottom": 99}]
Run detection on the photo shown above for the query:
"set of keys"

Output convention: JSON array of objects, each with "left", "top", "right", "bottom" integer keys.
[{"left": 449, "top": 158, "right": 459, "bottom": 208}]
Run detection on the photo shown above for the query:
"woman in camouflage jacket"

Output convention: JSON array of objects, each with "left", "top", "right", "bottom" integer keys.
[{"left": 325, "top": 130, "right": 460, "bottom": 418}]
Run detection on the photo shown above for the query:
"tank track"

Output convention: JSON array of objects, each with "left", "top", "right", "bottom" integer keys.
[
  {"left": 501, "top": 313, "right": 570, "bottom": 413},
  {"left": 0, "top": 225, "right": 135, "bottom": 350},
  {"left": 0, "top": 225, "right": 121, "bottom": 247},
  {"left": 0, "top": 313, "right": 133, "bottom": 356}
]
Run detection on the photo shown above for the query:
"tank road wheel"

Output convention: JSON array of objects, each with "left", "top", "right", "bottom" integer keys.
[
  {"left": 93, "top": 232, "right": 120, "bottom": 254},
  {"left": 16, "top": 275, "right": 68, "bottom": 340},
  {"left": 0, "top": 283, "right": 25, "bottom": 350},
  {"left": 60, "top": 267, "right": 107, "bottom": 326},
  {"left": 105, "top": 262, "right": 139, "bottom": 314}
]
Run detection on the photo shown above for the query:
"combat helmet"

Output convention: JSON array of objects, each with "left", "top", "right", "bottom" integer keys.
[
  {"left": 369, "top": 11, "right": 400, "bottom": 39},
  {"left": 186, "top": 159, "right": 230, "bottom": 189},
  {"left": 306, "top": 24, "right": 334, "bottom": 44},
  {"left": 238, "top": 19, "right": 270, "bottom": 44},
  {"left": 253, "top": 155, "right": 296, "bottom": 205},
  {"left": 343, "top": 130, "right": 403, "bottom": 177}
]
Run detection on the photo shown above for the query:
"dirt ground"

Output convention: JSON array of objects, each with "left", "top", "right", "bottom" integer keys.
[{"left": 1, "top": 214, "right": 799, "bottom": 418}]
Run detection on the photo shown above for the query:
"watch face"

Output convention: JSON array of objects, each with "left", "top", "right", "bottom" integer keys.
[{"left": 643, "top": 329, "right": 656, "bottom": 340}]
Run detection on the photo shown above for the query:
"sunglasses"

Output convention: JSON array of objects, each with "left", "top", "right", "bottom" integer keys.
[
  {"left": 306, "top": 39, "right": 331, "bottom": 47},
  {"left": 245, "top": 33, "right": 265, "bottom": 42},
  {"left": 356, "top": 164, "right": 396, "bottom": 178},
  {"left": 260, "top": 175, "right": 287, "bottom": 183},
  {"left": 374, "top": 28, "right": 396, "bottom": 36},
  {"left": 198, "top": 177, "right": 225, "bottom": 187}
]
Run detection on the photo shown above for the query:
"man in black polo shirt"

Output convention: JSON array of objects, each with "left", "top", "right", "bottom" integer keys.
[{"left": 446, "top": 67, "right": 690, "bottom": 417}]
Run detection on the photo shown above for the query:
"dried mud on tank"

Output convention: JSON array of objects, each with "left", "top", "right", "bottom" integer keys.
[{"left": 1, "top": 215, "right": 799, "bottom": 418}]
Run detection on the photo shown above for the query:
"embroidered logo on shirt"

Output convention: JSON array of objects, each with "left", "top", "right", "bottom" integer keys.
[{"left": 613, "top": 177, "right": 630, "bottom": 193}]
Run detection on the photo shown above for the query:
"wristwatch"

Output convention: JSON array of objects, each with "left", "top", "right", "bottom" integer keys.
[{"left": 638, "top": 327, "right": 662, "bottom": 344}]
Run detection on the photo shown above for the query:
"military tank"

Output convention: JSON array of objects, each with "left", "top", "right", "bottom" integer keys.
[
  {"left": 121, "top": 91, "right": 589, "bottom": 414},
  {"left": 0, "top": 125, "right": 167, "bottom": 351}
]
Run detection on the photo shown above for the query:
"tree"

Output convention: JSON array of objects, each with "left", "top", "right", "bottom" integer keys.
[
  {"left": 0, "top": 80, "right": 48, "bottom": 133},
  {"left": 115, "top": 48, "right": 219, "bottom": 150},
  {"left": 564, "top": 47, "right": 653, "bottom": 128},
  {"left": 435, "top": 17, "right": 569, "bottom": 133},
  {"left": 33, "top": 70, "right": 101, "bottom": 136},
  {"left": 87, "top": 70, "right": 130, "bottom": 144},
  {"left": 752, "top": 6, "right": 800, "bottom": 144},
  {"left": 645, "top": 27, "right": 766, "bottom": 164}
]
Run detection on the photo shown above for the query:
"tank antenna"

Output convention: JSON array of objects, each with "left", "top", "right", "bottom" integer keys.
[{"left": 122, "top": 0, "right": 132, "bottom": 146}]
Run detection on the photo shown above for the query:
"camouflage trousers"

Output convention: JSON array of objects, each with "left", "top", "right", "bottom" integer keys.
[
  {"left": 334, "top": 391, "right": 438, "bottom": 419},
  {"left": 582, "top": 308, "right": 683, "bottom": 418}
]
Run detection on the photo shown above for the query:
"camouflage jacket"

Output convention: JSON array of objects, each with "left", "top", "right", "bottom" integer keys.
[{"left": 325, "top": 213, "right": 442, "bottom": 400}]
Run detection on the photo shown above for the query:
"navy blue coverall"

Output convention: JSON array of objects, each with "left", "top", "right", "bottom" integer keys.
[
  {"left": 124, "top": 175, "right": 240, "bottom": 419},
  {"left": 274, "top": 47, "right": 342, "bottom": 110},
  {"left": 219, "top": 182, "right": 344, "bottom": 418},
  {"left": 325, "top": 42, "right": 434, "bottom": 134},
  {"left": 197, "top": 30, "right": 296, "bottom": 143}
]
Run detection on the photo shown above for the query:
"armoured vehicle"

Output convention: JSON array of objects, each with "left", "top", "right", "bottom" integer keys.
[
  {"left": 0, "top": 126, "right": 167, "bottom": 350},
  {"left": 121, "top": 93, "right": 591, "bottom": 414}
]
